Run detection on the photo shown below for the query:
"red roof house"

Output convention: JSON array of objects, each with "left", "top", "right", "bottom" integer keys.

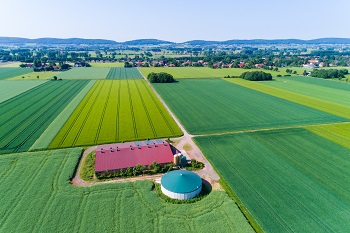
[{"left": 95, "top": 140, "right": 175, "bottom": 173}]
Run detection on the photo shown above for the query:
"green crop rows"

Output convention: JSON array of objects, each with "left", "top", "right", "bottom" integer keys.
[
  {"left": 57, "top": 67, "right": 110, "bottom": 79},
  {"left": 0, "top": 80, "right": 47, "bottom": 103},
  {"left": 153, "top": 79, "right": 346, "bottom": 135},
  {"left": 260, "top": 76, "right": 350, "bottom": 107},
  {"left": 227, "top": 78, "right": 350, "bottom": 119},
  {"left": 0, "top": 68, "right": 33, "bottom": 80},
  {"left": 106, "top": 67, "right": 143, "bottom": 79},
  {"left": 49, "top": 79, "right": 182, "bottom": 148},
  {"left": 194, "top": 128, "right": 350, "bottom": 232},
  {"left": 0, "top": 80, "right": 89, "bottom": 154},
  {"left": 0, "top": 148, "right": 253, "bottom": 232}
]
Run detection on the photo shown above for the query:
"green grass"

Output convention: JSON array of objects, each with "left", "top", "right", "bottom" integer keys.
[
  {"left": 0, "top": 148, "right": 253, "bottom": 232},
  {"left": 259, "top": 76, "right": 350, "bottom": 107},
  {"left": 29, "top": 80, "right": 96, "bottom": 151},
  {"left": 226, "top": 78, "right": 350, "bottom": 119},
  {"left": 0, "top": 68, "right": 33, "bottom": 80},
  {"left": 194, "top": 128, "right": 350, "bottom": 232},
  {"left": 81, "top": 151, "right": 96, "bottom": 181},
  {"left": 90, "top": 62, "right": 125, "bottom": 68},
  {"left": 106, "top": 67, "right": 143, "bottom": 79},
  {"left": 0, "top": 80, "right": 89, "bottom": 154},
  {"left": 49, "top": 79, "right": 182, "bottom": 148},
  {"left": 139, "top": 67, "right": 307, "bottom": 79},
  {"left": 8, "top": 71, "right": 61, "bottom": 80},
  {"left": 0, "top": 80, "right": 47, "bottom": 103},
  {"left": 153, "top": 79, "right": 346, "bottom": 135},
  {"left": 306, "top": 122, "right": 350, "bottom": 149},
  {"left": 57, "top": 68, "right": 110, "bottom": 79}
]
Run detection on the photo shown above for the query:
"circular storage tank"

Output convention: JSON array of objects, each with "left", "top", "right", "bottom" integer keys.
[{"left": 161, "top": 170, "right": 202, "bottom": 200}]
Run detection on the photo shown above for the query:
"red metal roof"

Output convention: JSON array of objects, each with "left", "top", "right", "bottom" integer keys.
[{"left": 95, "top": 140, "right": 174, "bottom": 172}]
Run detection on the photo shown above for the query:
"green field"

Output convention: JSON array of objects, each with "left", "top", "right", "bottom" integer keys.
[
  {"left": 49, "top": 80, "right": 182, "bottom": 148},
  {"left": 0, "top": 62, "right": 22, "bottom": 68},
  {"left": 0, "top": 80, "right": 89, "bottom": 154},
  {"left": 57, "top": 68, "right": 110, "bottom": 79},
  {"left": 0, "top": 68, "right": 33, "bottom": 80},
  {"left": 140, "top": 67, "right": 307, "bottom": 79},
  {"left": 90, "top": 62, "right": 125, "bottom": 68},
  {"left": 227, "top": 78, "right": 350, "bottom": 119},
  {"left": 194, "top": 128, "right": 350, "bottom": 232},
  {"left": 153, "top": 79, "right": 346, "bottom": 135},
  {"left": 0, "top": 80, "right": 47, "bottom": 103},
  {"left": 260, "top": 76, "right": 350, "bottom": 107},
  {"left": 274, "top": 75, "right": 350, "bottom": 91},
  {"left": 30, "top": 80, "right": 96, "bottom": 151},
  {"left": 106, "top": 67, "right": 143, "bottom": 79},
  {"left": 8, "top": 71, "right": 61, "bottom": 80},
  {"left": 0, "top": 148, "right": 253, "bottom": 232},
  {"left": 306, "top": 122, "right": 350, "bottom": 149}
]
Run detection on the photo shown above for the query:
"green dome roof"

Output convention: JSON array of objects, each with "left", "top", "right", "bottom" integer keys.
[{"left": 161, "top": 170, "right": 202, "bottom": 193}]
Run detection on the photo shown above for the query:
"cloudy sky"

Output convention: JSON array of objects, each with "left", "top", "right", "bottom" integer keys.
[{"left": 2, "top": 0, "right": 350, "bottom": 42}]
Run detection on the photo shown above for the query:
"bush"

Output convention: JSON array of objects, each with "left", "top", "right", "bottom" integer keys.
[
  {"left": 277, "top": 74, "right": 282, "bottom": 77},
  {"left": 240, "top": 71, "right": 272, "bottom": 81},
  {"left": 147, "top": 72, "right": 175, "bottom": 83}
]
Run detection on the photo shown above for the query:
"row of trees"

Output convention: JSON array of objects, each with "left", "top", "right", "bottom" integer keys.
[
  {"left": 147, "top": 72, "right": 175, "bottom": 83},
  {"left": 310, "top": 69, "right": 349, "bottom": 79},
  {"left": 240, "top": 71, "right": 272, "bottom": 81}
]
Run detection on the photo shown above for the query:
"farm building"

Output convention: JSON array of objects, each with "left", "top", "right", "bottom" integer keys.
[
  {"left": 95, "top": 140, "right": 176, "bottom": 174},
  {"left": 161, "top": 170, "right": 202, "bottom": 200}
]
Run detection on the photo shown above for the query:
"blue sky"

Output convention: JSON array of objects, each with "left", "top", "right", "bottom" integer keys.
[{"left": 2, "top": 0, "right": 350, "bottom": 42}]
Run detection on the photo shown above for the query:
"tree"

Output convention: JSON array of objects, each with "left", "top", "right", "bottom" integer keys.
[
  {"left": 37, "top": 75, "right": 39, "bottom": 79},
  {"left": 53, "top": 76, "right": 57, "bottom": 80},
  {"left": 240, "top": 71, "right": 272, "bottom": 81},
  {"left": 147, "top": 72, "right": 175, "bottom": 83},
  {"left": 303, "top": 70, "right": 308, "bottom": 76}
]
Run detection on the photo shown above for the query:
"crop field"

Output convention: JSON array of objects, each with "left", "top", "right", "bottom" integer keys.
[
  {"left": 260, "top": 76, "right": 350, "bottom": 107},
  {"left": 57, "top": 67, "right": 110, "bottom": 79},
  {"left": 306, "top": 122, "right": 350, "bottom": 149},
  {"left": 0, "top": 148, "right": 253, "bottom": 232},
  {"left": 274, "top": 75, "right": 350, "bottom": 91},
  {"left": 106, "top": 67, "right": 143, "bottom": 79},
  {"left": 226, "top": 78, "right": 350, "bottom": 119},
  {"left": 194, "top": 128, "right": 350, "bottom": 232},
  {"left": 153, "top": 79, "right": 346, "bottom": 135},
  {"left": 0, "top": 62, "right": 22, "bottom": 68},
  {"left": 90, "top": 62, "right": 125, "bottom": 68},
  {"left": 8, "top": 71, "right": 60, "bottom": 80},
  {"left": 49, "top": 79, "right": 182, "bottom": 148},
  {"left": 140, "top": 67, "right": 307, "bottom": 79},
  {"left": 0, "top": 80, "right": 89, "bottom": 154},
  {"left": 0, "top": 68, "right": 33, "bottom": 80},
  {"left": 0, "top": 80, "right": 47, "bottom": 103}
]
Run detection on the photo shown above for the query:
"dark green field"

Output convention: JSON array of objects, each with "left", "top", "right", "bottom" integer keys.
[
  {"left": 0, "top": 80, "right": 89, "bottom": 154},
  {"left": 0, "top": 148, "right": 253, "bottom": 232},
  {"left": 0, "top": 68, "right": 33, "bottom": 80},
  {"left": 194, "top": 128, "right": 350, "bottom": 232},
  {"left": 153, "top": 79, "right": 346, "bottom": 134},
  {"left": 106, "top": 67, "right": 143, "bottom": 79}
]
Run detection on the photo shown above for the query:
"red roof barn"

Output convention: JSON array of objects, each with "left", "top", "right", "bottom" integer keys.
[{"left": 95, "top": 140, "right": 175, "bottom": 173}]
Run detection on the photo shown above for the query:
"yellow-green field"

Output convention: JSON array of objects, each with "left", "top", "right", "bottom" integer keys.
[
  {"left": 306, "top": 122, "right": 350, "bottom": 149},
  {"left": 90, "top": 62, "right": 125, "bottom": 68},
  {"left": 225, "top": 78, "right": 350, "bottom": 119},
  {"left": 140, "top": 67, "right": 308, "bottom": 79},
  {"left": 8, "top": 71, "right": 60, "bottom": 80},
  {"left": 0, "top": 62, "right": 22, "bottom": 68}
]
